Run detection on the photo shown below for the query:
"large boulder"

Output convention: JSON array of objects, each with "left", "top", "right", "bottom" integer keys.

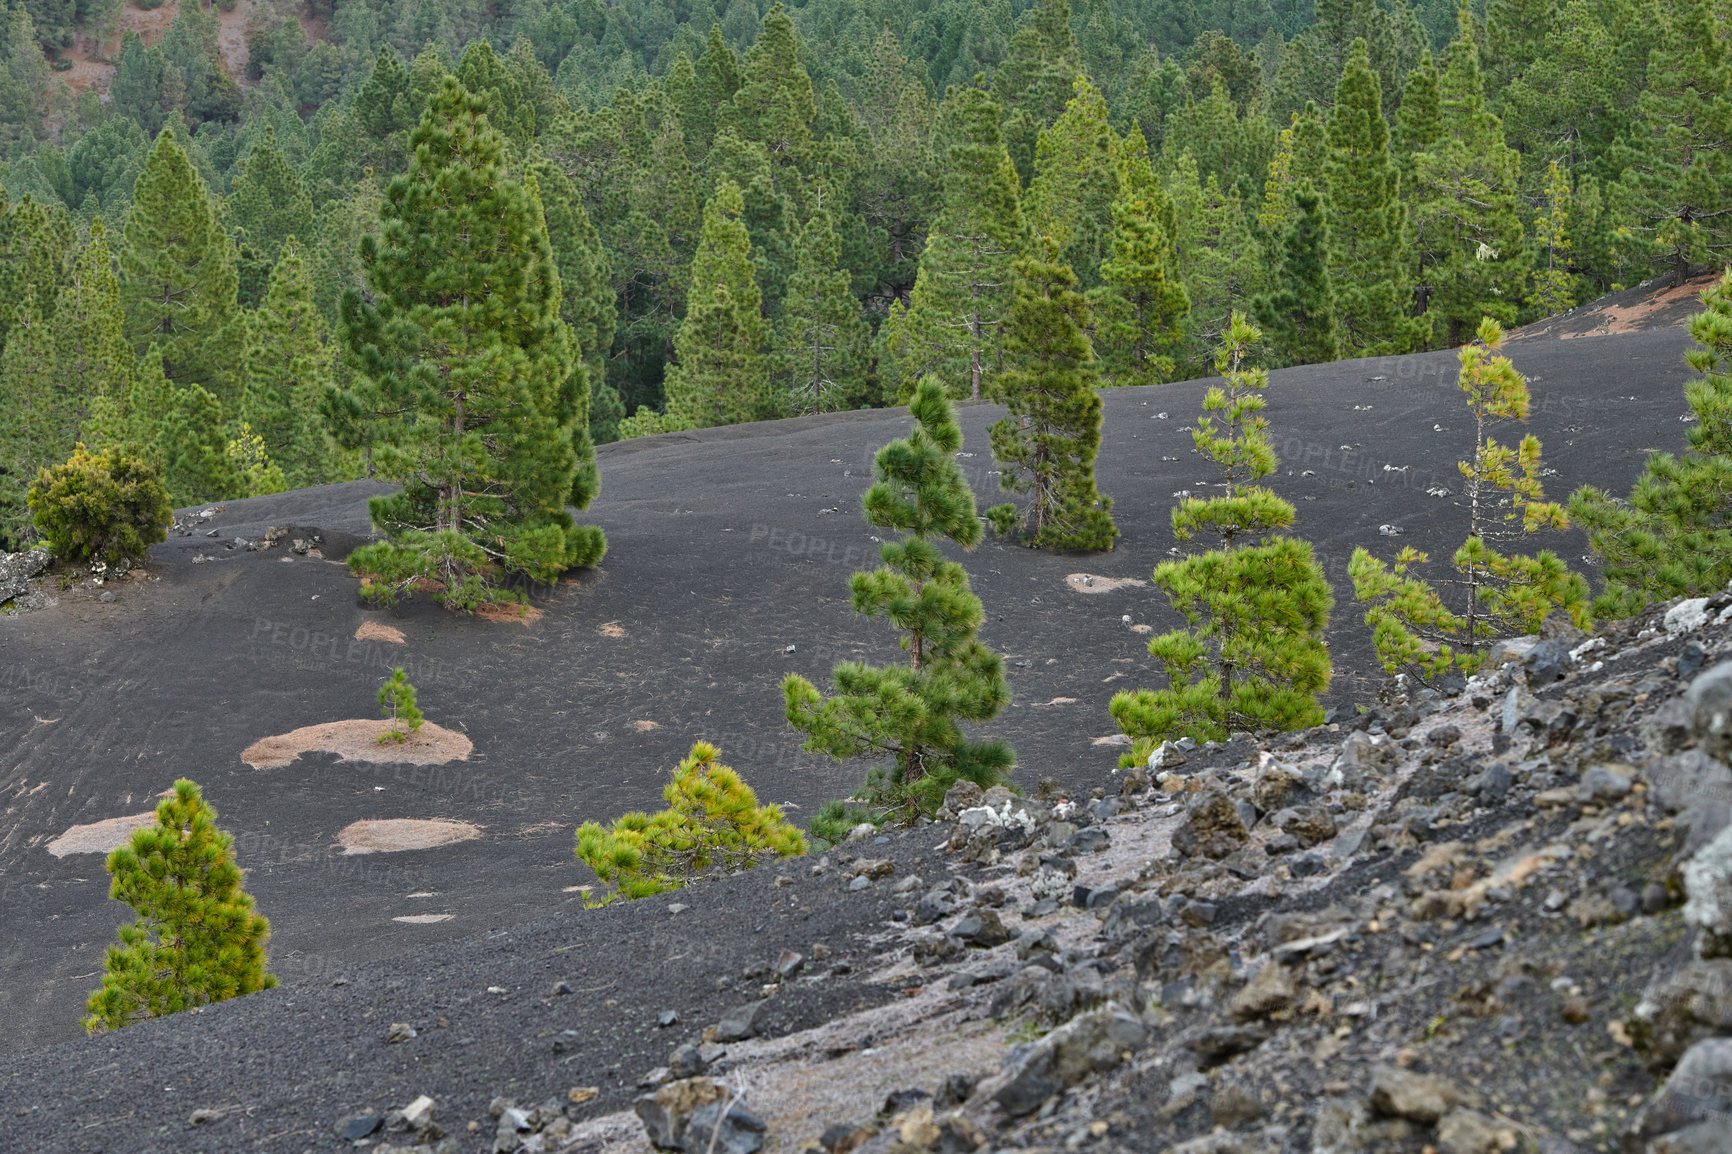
[
  {"left": 1632, "top": 959, "right": 1732, "bottom": 1071},
  {"left": 0, "top": 547, "right": 50, "bottom": 604},
  {"left": 989, "top": 1006, "right": 1148, "bottom": 1117},
  {"left": 1171, "top": 792, "right": 1249, "bottom": 860},
  {"left": 1685, "top": 662, "right": 1732, "bottom": 762},
  {"left": 635, "top": 1078, "right": 766, "bottom": 1154},
  {"left": 1623, "top": 1038, "right": 1732, "bottom": 1151}
]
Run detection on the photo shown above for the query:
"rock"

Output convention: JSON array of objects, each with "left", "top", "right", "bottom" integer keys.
[
  {"left": 1647, "top": 751, "right": 1732, "bottom": 853},
  {"left": 1624, "top": 1038, "right": 1732, "bottom": 1147},
  {"left": 1666, "top": 599, "right": 1714, "bottom": 637},
  {"left": 634, "top": 1077, "right": 765, "bottom": 1154},
  {"left": 659, "top": 1010, "right": 681, "bottom": 1027},
  {"left": 1577, "top": 765, "right": 1635, "bottom": 804},
  {"left": 1067, "top": 827, "right": 1111, "bottom": 854},
  {"left": 913, "top": 886, "right": 961, "bottom": 926},
  {"left": 1465, "top": 762, "right": 1513, "bottom": 804},
  {"left": 990, "top": 1005, "right": 1148, "bottom": 1116},
  {"left": 1171, "top": 791, "right": 1249, "bottom": 860},
  {"left": 1685, "top": 661, "right": 1732, "bottom": 761},
  {"left": 848, "top": 858, "right": 895, "bottom": 880},
  {"left": 819, "top": 1123, "right": 878, "bottom": 1154},
  {"left": 1253, "top": 754, "right": 1307, "bottom": 812},
  {"left": 848, "top": 875, "right": 871, "bottom": 892},
  {"left": 387, "top": 1021, "right": 417, "bottom": 1043},
  {"left": 98, "top": 591, "right": 116, "bottom": 603},
  {"left": 714, "top": 1001, "right": 767, "bottom": 1044},
  {"left": 337, "top": 1114, "right": 384, "bottom": 1140},
  {"left": 1228, "top": 963, "right": 1297, "bottom": 1022},
  {"left": 569, "top": 1086, "right": 600, "bottom": 1104},
  {"left": 1029, "top": 855, "right": 1078, "bottom": 903},
  {"left": 1684, "top": 824, "right": 1732, "bottom": 958},
  {"left": 1329, "top": 731, "right": 1400, "bottom": 788},
  {"left": 1633, "top": 959, "right": 1732, "bottom": 1070},
  {"left": 400, "top": 1096, "right": 436, "bottom": 1131},
  {"left": 1540, "top": 611, "right": 1589, "bottom": 645},
  {"left": 943, "top": 781, "right": 984, "bottom": 813},
  {"left": 1186, "top": 1025, "right": 1269, "bottom": 1068},
  {"left": 1646, "top": 1120, "right": 1732, "bottom": 1154},
  {"left": 1209, "top": 1079, "right": 1264, "bottom": 1129},
  {"left": 1148, "top": 741, "right": 1188, "bottom": 769},
  {"left": 668, "top": 1043, "right": 708, "bottom": 1080},
  {"left": 1524, "top": 639, "right": 1574, "bottom": 685},
  {"left": 773, "top": 950, "right": 805, "bottom": 978},
  {"left": 1427, "top": 724, "right": 1463, "bottom": 747},
  {"left": 934, "top": 1073, "right": 977, "bottom": 1109},
  {"left": 1273, "top": 804, "right": 1337, "bottom": 848},
  {"left": 913, "top": 933, "right": 965, "bottom": 966},
  {"left": 0, "top": 546, "right": 50, "bottom": 603},
  {"left": 953, "top": 908, "right": 1012, "bottom": 948},
  {"left": 1437, "top": 1108, "right": 1511, "bottom": 1154},
  {"left": 1368, "top": 1066, "right": 1478, "bottom": 1124}
]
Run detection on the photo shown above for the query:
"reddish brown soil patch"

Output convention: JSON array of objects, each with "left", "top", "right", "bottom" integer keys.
[
  {"left": 241, "top": 719, "right": 472, "bottom": 770},
  {"left": 336, "top": 819, "right": 480, "bottom": 855},
  {"left": 46, "top": 811, "right": 156, "bottom": 857},
  {"left": 476, "top": 601, "right": 543, "bottom": 625},
  {"left": 354, "top": 621, "right": 406, "bottom": 644}
]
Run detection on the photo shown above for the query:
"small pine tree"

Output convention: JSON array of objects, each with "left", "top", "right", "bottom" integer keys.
[
  {"left": 785, "top": 379, "right": 1014, "bottom": 817},
  {"left": 377, "top": 666, "right": 424, "bottom": 743},
  {"left": 1353, "top": 318, "right": 1589, "bottom": 678},
  {"left": 1109, "top": 313, "right": 1333, "bottom": 757},
  {"left": 1571, "top": 270, "right": 1732, "bottom": 617},
  {"left": 575, "top": 741, "right": 808, "bottom": 905},
  {"left": 1253, "top": 186, "right": 1341, "bottom": 367},
  {"left": 986, "top": 239, "right": 1118, "bottom": 551},
  {"left": 83, "top": 779, "right": 276, "bottom": 1033}
]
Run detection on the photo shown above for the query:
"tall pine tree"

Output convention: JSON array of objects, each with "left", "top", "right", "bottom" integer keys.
[
  {"left": 775, "top": 210, "right": 869, "bottom": 415},
  {"left": 335, "top": 78, "right": 603, "bottom": 609},
  {"left": 1023, "top": 76, "right": 1120, "bottom": 289},
  {"left": 986, "top": 239, "right": 1117, "bottom": 551},
  {"left": 1095, "top": 125, "right": 1189, "bottom": 385},
  {"left": 242, "top": 238, "right": 333, "bottom": 490},
  {"left": 1254, "top": 186, "right": 1341, "bottom": 366}
]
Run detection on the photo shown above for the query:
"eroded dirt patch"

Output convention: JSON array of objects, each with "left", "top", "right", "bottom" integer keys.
[
  {"left": 46, "top": 812, "right": 157, "bottom": 857},
  {"left": 337, "top": 820, "right": 480, "bottom": 855},
  {"left": 354, "top": 621, "right": 406, "bottom": 644},
  {"left": 1065, "top": 573, "right": 1144, "bottom": 594},
  {"left": 242, "top": 719, "right": 472, "bottom": 770},
  {"left": 476, "top": 601, "right": 543, "bottom": 625}
]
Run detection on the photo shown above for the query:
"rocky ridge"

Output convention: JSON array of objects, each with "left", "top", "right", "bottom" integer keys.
[{"left": 473, "top": 587, "right": 1732, "bottom": 1154}]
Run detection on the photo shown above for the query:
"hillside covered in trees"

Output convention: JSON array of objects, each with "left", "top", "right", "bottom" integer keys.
[{"left": 0, "top": 0, "right": 1728, "bottom": 549}]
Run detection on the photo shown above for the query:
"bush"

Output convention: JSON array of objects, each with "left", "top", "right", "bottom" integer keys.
[
  {"left": 376, "top": 667, "right": 423, "bottom": 743},
  {"left": 84, "top": 779, "right": 276, "bottom": 1033},
  {"left": 27, "top": 443, "right": 172, "bottom": 568},
  {"left": 575, "top": 742, "right": 807, "bottom": 904},
  {"left": 809, "top": 800, "right": 884, "bottom": 846}
]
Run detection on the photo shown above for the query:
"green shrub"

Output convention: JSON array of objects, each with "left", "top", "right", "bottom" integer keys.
[
  {"left": 575, "top": 742, "right": 807, "bottom": 904},
  {"left": 84, "top": 779, "right": 276, "bottom": 1033},
  {"left": 27, "top": 443, "right": 172, "bottom": 568},
  {"left": 809, "top": 800, "right": 885, "bottom": 846}
]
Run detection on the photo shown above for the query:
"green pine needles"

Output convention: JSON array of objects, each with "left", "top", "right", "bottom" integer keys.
[
  {"left": 1110, "top": 313, "right": 1333, "bottom": 759},
  {"left": 1571, "top": 271, "right": 1732, "bottom": 618},
  {"left": 336, "top": 78, "right": 605, "bottom": 612},
  {"left": 986, "top": 239, "right": 1118, "bottom": 551},
  {"left": 785, "top": 378, "right": 1014, "bottom": 818},
  {"left": 575, "top": 741, "right": 807, "bottom": 905},
  {"left": 377, "top": 666, "right": 424, "bottom": 744},
  {"left": 1353, "top": 318, "right": 1589, "bottom": 679},
  {"left": 27, "top": 442, "right": 171, "bottom": 568},
  {"left": 84, "top": 779, "right": 276, "bottom": 1034}
]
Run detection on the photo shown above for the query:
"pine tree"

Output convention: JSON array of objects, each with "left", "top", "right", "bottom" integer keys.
[
  {"left": 1168, "top": 158, "right": 1265, "bottom": 375},
  {"left": 1024, "top": 76, "right": 1120, "bottom": 289},
  {"left": 526, "top": 157, "right": 619, "bottom": 445},
  {"left": 1527, "top": 160, "right": 1578, "bottom": 317},
  {"left": 656, "top": 179, "right": 770, "bottom": 430},
  {"left": 83, "top": 779, "right": 276, "bottom": 1033},
  {"left": 1257, "top": 101, "right": 1327, "bottom": 243},
  {"left": 993, "top": 0, "right": 1084, "bottom": 184},
  {"left": 223, "top": 126, "right": 315, "bottom": 267},
  {"left": 1095, "top": 125, "right": 1189, "bottom": 385},
  {"left": 0, "top": 290, "right": 54, "bottom": 545},
  {"left": 1325, "top": 39, "right": 1425, "bottom": 356},
  {"left": 376, "top": 666, "right": 424, "bottom": 743},
  {"left": 725, "top": 3, "right": 817, "bottom": 194},
  {"left": 334, "top": 78, "right": 604, "bottom": 609},
  {"left": 1253, "top": 186, "right": 1341, "bottom": 366},
  {"left": 575, "top": 741, "right": 808, "bottom": 903},
  {"left": 883, "top": 84, "right": 1029, "bottom": 402},
  {"left": 242, "top": 238, "right": 333, "bottom": 490},
  {"left": 119, "top": 128, "right": 242, "bottom": 413},
  {"left": 1613, "top": 0, "right": 1732, "bottom": 285},
  {"left": 1570, "top": 270, "right": 1732, "bottom": 617},
  {"left": 774, "top": 210, "right": 868, "bottom": 415},
  {"left": 1409, "top": 11, "right": 1525, "bottom": 343},
  {"left": 1353, "top": 318, "right": 1587, "bottom": 678},
  {"left": 1394, "top": 48, "right": 1442, "bottom": 176},
  {"left": 1109, "top": 313, "right": 1333, "bottom": 755},
  {"left": 986, "top": 240, "right": 1117, "bottom": 551},
  {"left": 784, "top": 379, "right": 1014, "bottom": 817}
]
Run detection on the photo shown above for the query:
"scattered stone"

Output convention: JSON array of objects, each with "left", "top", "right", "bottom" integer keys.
[
  {"left": 1186, "top": 1025, "right": 1269, "bottom": 1068},
  {"left": 1684, "top": 824, "right": 1732, "bottom": 958},
  {"left": 0, "top": 547, "right": 50, "bottom": 604},
  {"left": 773, "top": 950, "right": 805, "bottom": 978},
  {"left": 1575, "top": 764, "right": 1634, "bottom": 804},
  {"left": 819, "top": 1122, "right": 878, "bottom": 1154},
  {"left": 1625, "top": 1038, "right": 1732, "bottom": 1146},
  {"left": 1148, "top": 741, "right": 1187, "bottom": 770},
  {"left": 387, "top": 1021, "right": 417, "bottom": 1043},
  {"left": 635, "top": 1077, "right": 765, "bottom": 1154},
  {"left": 1427, "top": 724, "right": 1463, "bottom": 747},
  {"left": 1368, "top": 1066, "right": 1478, "bottom": 1124},
  {"left": 1436, "top": 1107, "right": 1511, "bottom": 1154},
  {"left": 1523, "top": 639, "right": 1574, "bottom": 685},
  {"left": 1171, "top": 791, "right": 1248, "bottom": 860},
  {"left": 569, "top": 1086, "right": 600, "bottom": 1104},
  {"left": 989, "top": 1006, "right": 1148, "bottom": 1116},
  {"left": 1685, "top": 661, "right": 1732, "bottom": 761},
  {"left": 1633, "top": 959, "right": 1732, "bottom": 1069},
  {"left": 953, "top": 908, "right": 1012, "bottom": 948},
  {"left": 1228, "top": 963, "right": 1296, "bottom": 1022},
  {"left": 714, "top": 1001, "right": 767, "bottom": 1044},
  {"left": 337, "top": 1113, "right": 384, "bottom": 1140}
]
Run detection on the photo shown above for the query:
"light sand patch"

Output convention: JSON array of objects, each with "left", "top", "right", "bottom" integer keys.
[
  {"left": 630, "top": 719, "right": 660, "bottom": 732},
  {"left": 1034, "top": 697, "right": 1078, "bottom": 706},
  {"left": 392, "top": 913, "right": 455, "bottom": 924},
  {"left": 337, "top": 819, "right": 481, "bottom": 855},
  {"left": 242, "top": 719, "right": 472, "bottom": 770},
  {"left": 1092, "top": 733, "right": 1131, "bottom": 747},
  {"left": 599, "top": 621, "right": 627, "bottom": 638},
  {"left": 477, "top": 600, "right": 543, "bottom": 625},
  {"left": 1131, "top": 624, "right": 1153, "bottom": 634},
  {"left": 354, "top": 621, "right": 406, "bottom": 645},
  {"left": 47, "top": 812, "right": 157, "bottom": 857},
  {"left": 1066, "top": 573, "right": 1145, "bottom": 594}
]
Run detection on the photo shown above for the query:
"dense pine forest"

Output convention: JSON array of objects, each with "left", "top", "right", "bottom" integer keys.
[{"left": 0, "top": 0, "right": 1728, "bottom": 552}]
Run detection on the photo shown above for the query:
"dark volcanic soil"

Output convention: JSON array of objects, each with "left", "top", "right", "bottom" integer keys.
[{"left": 0, "top": 311, "right": 1704, "bottom": 1148}]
